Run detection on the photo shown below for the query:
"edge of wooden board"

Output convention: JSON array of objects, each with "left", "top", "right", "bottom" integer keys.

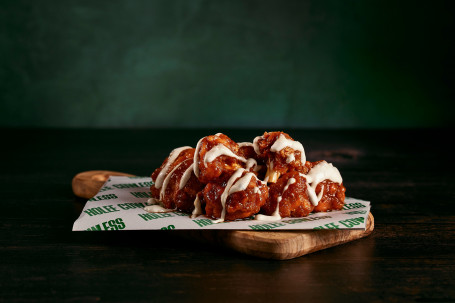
[
  {"left": 185, "top": 212, "right": 374, "bottom": 260},
  {"left": 225, "top": 212, "right": 375, "bottom": 260}
]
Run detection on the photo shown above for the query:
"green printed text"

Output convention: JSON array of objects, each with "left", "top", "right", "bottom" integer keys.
[
  {"left": 88, "top": 194, "right": 118, "bottom": 202},
  {"left": 130, "top": 191, "right": 151, "bottom": 198},
  {"left": 138, "top": 212, "right": 174, "bottom": 221},
  {"left": 86, "top": 218, "right": 126, "bottom": 231},
  {"left": 339, "top": 216, "right": 365, "bottom": 228},
  {"left": 98, "top": 186, "right": 114, "bottom": 193},
  {"left": 113, "top": 182, "right": 153, "bottom": 189},
  {"left": 345, "top": 210, "right": 367, "bottom": 215},
  {"left": 342, "top": 203, "right": 365, "bottom": 210},
  {"left": 118, "top": 202, "right": 146, "bottom": 210},
  {"left": 282, "top": 215, "right": 331, "bottom": 224},
  {"left": 84, "top": 205, "right": 119, "bottom": 216},
  {"left": 249, "top": 222, "right": 286, "bottom": 230},
  {"left": 192, "top": 219, "right": 214, "bottom": 227},
  {"left": 313, "top": 222, "right": 340, "bottom": 229}
]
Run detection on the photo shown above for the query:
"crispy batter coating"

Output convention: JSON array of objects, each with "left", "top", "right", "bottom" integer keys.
[
  {"left": 151, "top": 156, "right": 205, "bottom": 211},
  {"left": 238, "top": 143, "right": 257, "bottom": 160},
  {"left": 261, "top": 171, "right": 314, "bottom": 217},
  {"left": 313, "top": 181, "right": 346, "bottom": 212},
  {"left": 254, "top": 132, "right": 308, "bottom": 182},
  {"left": 159, "top": 159, "right": 193, "bottom": 209},
  {"left": 203, "top": 169, "right": 268, "bottom": 221},
  {"left": 148, "top": 132, "right": 347, "bottom": 220},
  {"left": 173, "top": 160, "right": 206, "bottom": 213},
  {"left": 194, "top": 133, "right": 246, "bottom": 183},
  {"left": 307, "top": 160, "right": 346, "bottom": 212},
  {"left": 150, "top": 148, "right": 195, "bottom": 202},
  {"left": 238, "top": 143, "right": 267, "bottom": 178}
]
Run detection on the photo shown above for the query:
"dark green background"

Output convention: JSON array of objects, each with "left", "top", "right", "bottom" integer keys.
[{"left": 1, "top": 0, "right": 453, "bottom": 128}]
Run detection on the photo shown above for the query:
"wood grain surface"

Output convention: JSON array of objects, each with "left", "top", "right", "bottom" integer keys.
[{"left": 1, "top": 129, "right": 454, "bottom": 302}]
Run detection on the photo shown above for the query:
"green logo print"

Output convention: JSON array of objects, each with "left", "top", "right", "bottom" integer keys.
[
  {"left": 249, "top": 222, "right": 286, "bottom": 230},
  {"left": 342, "top": 203, "right": 365, "bottom": 210},
  {"left": 138, "top": 212, "right": 174, "bottom": 221},
  {"left": 86, "top": 218, "right": 126, "bottom": 231},
  {"left": 313, "top": 222, "right": 340, "bottom": 229},
  {"left": 282, "top": 215, "right": 331, "bottom": 224},
  {"left": 113, "top": 182, "right": 152, "bottom": 189},
  {"left": 339, "top": 217, "right": 365, "bottom": 228},
  {"left": 118, "top": 202, "right": 146, "bottom": 210},
  {"left": 192, "top": 219, "right": 214, "bottom": 227},
  {"left": 84, "top": 205, "right": 120, "bottom": 216},
  {"left": 88, "top": 194, "right": 118, "bottom": 202},
  {"left": 130, "top": 192, "right": 151, "bottom": 198}
]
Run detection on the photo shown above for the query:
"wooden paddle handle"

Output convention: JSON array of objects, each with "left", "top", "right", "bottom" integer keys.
[{"left": 72, "top": 170, "right": 136, "bottom": 199}]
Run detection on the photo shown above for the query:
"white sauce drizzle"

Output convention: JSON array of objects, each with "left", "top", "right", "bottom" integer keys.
[
  {"left": 193, "top": 138, "right": 204, "bottom": 177},
  {"left": 283, "top": 178, "right": 296, "bottom": 192},
  {"left": 203, "top": 144, "right": 247, "bottom": 166},
  {"left": 300, "top": 161, "right": 342, "bottom": 206},
  {"left": 146, "top": 198, "right": 160, "bottom": 205},
  {"left": 252, "top": 136, "right": 262, "bottom": 154},
  {"left": 144, "top": 199, "right": 175, "bottom": 213},
  {"left": 191, "top": 195, "right": 202, "bottom": 218},
  {"left": 238, "top": 142, "right": 254, "bottom": 148},
  {"left": 245, "top": 158, "right": 257, "bottom": 170},
  {"left": 179, "top": 163, "right": 194, "bottom": 190},
  {"left": 228, "top": 172, "right": 256, "bottom": 196},
  {"left": 306, "top": 179, "right": 324, "bottom": 206},
  {"left": 255, "top": 177, "right": 295, "bottom": 221},
  {"left": 213, "top": 168, "right": 258, "bottom": 223},
  {"left": 213, "top": 168, "right": 246, "bottom": 223},
  {"left": 155, "top": 146, "right": 192, "bottom": 189},
  {"left": 270, "top": 134, "right": 306, "bottom": 163},
  {"left": 255, "top": 213, "right": 281, "bottom": 221},
  {"left": 301, "top": 174, "right": 324, "bottom": 206},
  {"left": 306, "top": 161, "right": 342, "bottom": 185},
  {"left": 286, "top": 153, "right": 295, "bottom": 164},
  {"left": 159, "top": 159, "right": 188, "bottom": 200},
  {"left": 144, "top": 204, "right": 174, "bottom": 213}
]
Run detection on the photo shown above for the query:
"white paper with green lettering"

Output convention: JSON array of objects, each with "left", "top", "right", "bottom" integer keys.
[{"left": 72, "top": 176, "right": 371, "bottom": 231}]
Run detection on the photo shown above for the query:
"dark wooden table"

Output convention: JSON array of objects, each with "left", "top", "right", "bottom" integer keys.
[{"left": 1, "top": 128, "right": 454, "bottom": 302}]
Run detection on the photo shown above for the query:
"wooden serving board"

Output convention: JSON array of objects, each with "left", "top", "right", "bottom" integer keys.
[{"left": 72, "top": 171, "right": 374, "bottom": 260}]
